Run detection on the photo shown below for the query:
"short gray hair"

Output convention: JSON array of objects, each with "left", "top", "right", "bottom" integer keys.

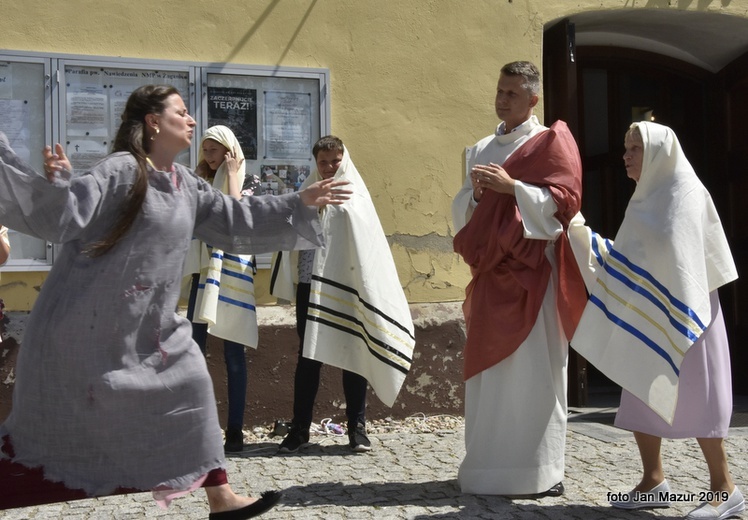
[{"left": 500, "top": 61, "right": 540, "bottom": 96}]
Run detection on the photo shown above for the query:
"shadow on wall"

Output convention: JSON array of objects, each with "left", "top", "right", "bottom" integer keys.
[{"left": 0, "top": 303, "right": 467, "bottom": 429}]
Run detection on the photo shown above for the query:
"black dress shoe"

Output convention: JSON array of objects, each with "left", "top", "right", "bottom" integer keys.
[
  {"left": 505, "top": 481, "right": 565, "bottom": 500},
  {"left": 208, "top": 490, "right": 282, "bottom": 519},
  {"left": 541, "top": 481, "right": 565, "bottom": 497}
]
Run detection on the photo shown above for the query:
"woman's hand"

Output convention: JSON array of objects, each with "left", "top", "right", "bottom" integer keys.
[
  {"left": 299, "top": 178, "right": 352, "bottom": 207},
  {"left": 225, "top": 149, "right": 244, "bottom": 199},
  {"left": 42, "top": 144, "right": 72, "bottom": 181},
  {"left": 470, "top": 162, "right": 515, "bottom": 198},
  {"left": 225, "top": 149, "right": 244, "bottom": 178}
]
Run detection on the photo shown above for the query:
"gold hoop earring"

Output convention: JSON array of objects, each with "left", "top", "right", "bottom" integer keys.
[{"left": 150, "top": 128, "right": 160, "bottom": 141}]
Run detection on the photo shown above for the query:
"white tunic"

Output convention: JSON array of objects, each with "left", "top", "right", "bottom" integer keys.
[{"left": 453, "top": 117, "right": 569, "bottom": 495}]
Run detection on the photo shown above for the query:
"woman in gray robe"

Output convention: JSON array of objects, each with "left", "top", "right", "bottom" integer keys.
[{"left": 0, "top": 85, "right": 349, "bottom": 519}]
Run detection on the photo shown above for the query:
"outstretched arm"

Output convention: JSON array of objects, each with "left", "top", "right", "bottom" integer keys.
[
  {"left": 299, "top": 177, "right": 351, "bottom": 207},
  {"left": 0, "top": 133, "right": 114, "bottom": 243}
]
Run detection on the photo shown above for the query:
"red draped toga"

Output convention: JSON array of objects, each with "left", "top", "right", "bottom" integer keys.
[{"left": 453, "top": 120, "right": 587, "bottom": 380}]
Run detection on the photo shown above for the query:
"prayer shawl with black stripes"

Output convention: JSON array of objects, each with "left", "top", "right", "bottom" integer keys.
[
  {"left": 270, "top": 147, "right": 415, "bottom": 407},
  {"left": 570, "top": 121, "right": 737, "bottom": 424}
]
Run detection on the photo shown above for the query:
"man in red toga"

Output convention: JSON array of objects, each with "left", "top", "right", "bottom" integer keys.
[{"left": 452, "top": 60, "right": 586, "bottom": 497}]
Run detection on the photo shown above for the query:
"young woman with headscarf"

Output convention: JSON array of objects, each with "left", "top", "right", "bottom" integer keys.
[{"left": 182, "top": 125, "right": 261, "bottom": 453}]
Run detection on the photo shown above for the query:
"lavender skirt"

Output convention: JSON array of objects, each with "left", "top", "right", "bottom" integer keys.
[{"left": 615, "top": 291, "right": 733, "bottom": 438}]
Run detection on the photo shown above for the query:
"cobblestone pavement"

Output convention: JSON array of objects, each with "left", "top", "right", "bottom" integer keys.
[{"left": 3, "top": 410, "right": 747, "bottom": 519}]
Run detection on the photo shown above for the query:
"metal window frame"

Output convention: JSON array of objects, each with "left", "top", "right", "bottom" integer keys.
[{"left": 0, "top": 49, "right": 330, "bottom": 271}]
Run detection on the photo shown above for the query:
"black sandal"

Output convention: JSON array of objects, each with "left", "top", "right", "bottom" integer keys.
[{"left": 208, "top": 490, "right": 282, "bottom": 519}]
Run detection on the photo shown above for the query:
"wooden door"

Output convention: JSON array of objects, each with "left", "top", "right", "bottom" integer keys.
[
  {"left": 716, "top": 51, "right": 748, "bottom": 394},
  {"left": 543, "top": 18, "right": 587, "bottom": 407},
  {"left": 543, "top": 19, "right": 579, "bottom": 135}
]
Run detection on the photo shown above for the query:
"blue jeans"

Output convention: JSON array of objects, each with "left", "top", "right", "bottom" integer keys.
[{"left": 187, "top": 273, "right": 248, "bottom": 431}]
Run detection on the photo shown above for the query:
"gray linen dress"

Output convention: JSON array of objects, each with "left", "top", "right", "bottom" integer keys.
[{"left": 0, "top": 135, "right": 323, "bottom": 496}]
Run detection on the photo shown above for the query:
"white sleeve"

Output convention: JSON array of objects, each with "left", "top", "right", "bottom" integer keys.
[
  {"left": 566, "top": 211, "right": 612, "bottom": 291},
  {"left": 451, "top": 173, "right": 479, "bottom": 233},
  {"left": 452, "top": 145, "right": 483, "bottom": 233},
  {"left": 514, "top": 180, "right": 563, "bottom": 240}
]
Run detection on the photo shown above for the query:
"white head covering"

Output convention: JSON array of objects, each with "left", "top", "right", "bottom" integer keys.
[
  {"left": 629, "top": 122, "right": 693, "bottom": 200},
  {"left": 571, "top": 121, "right": 736, "bottom": 423},
  {"left": 198, "top": 125, "right": 246, "bottom": 195},
  {"left": 617, "top": 121, "right": 736, "bottom": 294}
]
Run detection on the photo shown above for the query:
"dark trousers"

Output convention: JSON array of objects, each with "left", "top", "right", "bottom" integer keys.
[
  {"left": 187, "top": 273, "right": 248, "bottom": 431},
  {"left": 292, "top": 282, "right": 368, "bottom": 430}
]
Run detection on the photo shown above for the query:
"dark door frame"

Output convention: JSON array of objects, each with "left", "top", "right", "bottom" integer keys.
[{"left": 544, "top": 18, "right": 747, "bottom": 405}]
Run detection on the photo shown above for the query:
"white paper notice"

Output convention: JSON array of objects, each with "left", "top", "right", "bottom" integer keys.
[
  {"left": 67, "top": 86, "right": 108, "bottom": 137},
  {"left": 67, "top": 140, "right": 108, "bottom": 171},
  {"left": 263, "top": 91, "right": 312, "bottom": 160},
  {"left": 0, "top": 63, "right": 11, "bottom": 99},
  {"left": 109, "top": 85, "right": 136, "bottom": 136},
  {"left": 0, "top": 99, "right": 31, "bottom": 162}
]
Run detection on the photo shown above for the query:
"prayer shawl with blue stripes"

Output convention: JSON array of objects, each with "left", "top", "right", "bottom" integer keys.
[
  {"left": 270, "top": 147, "right": 415, "bottom": 407},
  {"left": 183, "top": 126, "right": 258, "bottom": 347},
  {"left": 570, "top": 122, "right": 736, "bottom": 424}
]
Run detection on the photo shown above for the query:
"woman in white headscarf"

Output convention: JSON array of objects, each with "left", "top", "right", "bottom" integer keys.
[
  {"left": 183, "top": 125, "right": 261, "bottom": 453},
  {"left": 570, "top": 122, "right": 744, "bottom": 520}
]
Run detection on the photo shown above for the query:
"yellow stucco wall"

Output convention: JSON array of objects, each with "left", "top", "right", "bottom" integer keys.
[
  {"left": 0, "top": 272, "right": 46, "bottom": 310},
  {"left": 1, "top": 0, "right": 746, "bottom": 310}
]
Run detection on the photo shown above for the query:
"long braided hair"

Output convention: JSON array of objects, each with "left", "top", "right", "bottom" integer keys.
[{"left": 83, "top": 84, "right": 180, "bottom": 257}]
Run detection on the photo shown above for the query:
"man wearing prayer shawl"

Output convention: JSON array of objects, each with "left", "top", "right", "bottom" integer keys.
[
  {"left": 568, "top": 122, "right": 744, "bottom": 519},
  {"left": 270, "top": 136, "right": 415, "bottom": 454},
  {"left": 452, "top": 61, "right": 586, "bottom": 497}
]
